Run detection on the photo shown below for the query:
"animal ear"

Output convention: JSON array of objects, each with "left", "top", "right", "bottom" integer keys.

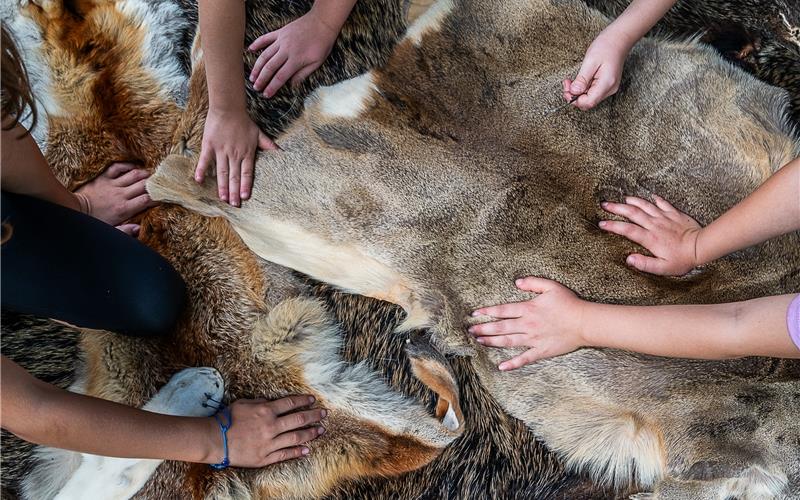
[{"left": 406, "top": 332, "right": 464, "bottom": 432}]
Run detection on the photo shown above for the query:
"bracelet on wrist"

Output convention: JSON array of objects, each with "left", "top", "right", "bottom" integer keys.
[{"left": 210, "top": 406, "right": 232, "bottom": 470}]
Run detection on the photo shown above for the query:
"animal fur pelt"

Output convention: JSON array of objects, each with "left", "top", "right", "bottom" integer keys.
[
  {"left": 1, "top": 0, "right": 799, "bottom": 499},
  {"left": 150, "top": 0, "right": 800, "bottom": 497}
]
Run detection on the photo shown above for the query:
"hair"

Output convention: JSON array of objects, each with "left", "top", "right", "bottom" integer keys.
[{"left": 2, "top": 25, "right": 38, "bottom": 132}]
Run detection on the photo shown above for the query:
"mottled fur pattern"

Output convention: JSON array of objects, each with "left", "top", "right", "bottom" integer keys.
[
  {"left": 3, "top": 0, "right": 800, "bottom": 499},
  {"left": 584, "top": 0, "right": 800, "bottom": 125},
  {"left": 149, "top": 0, "right": 800, "bottom": 496}
]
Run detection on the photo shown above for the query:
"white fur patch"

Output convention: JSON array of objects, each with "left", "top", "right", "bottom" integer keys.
[
  {"left": 442, "top": 403, "right": 459, "bottom": 431},
  {"left": 309, "top": 72, "right": 377, "bottom": 119},
  {"left": 403, "top": 0, "right": 454, "bottom": 46},
  {"left": 720, "top": 464, "right": 788, "bottom": 500},
  {"left": 115, "top": 0, "right": 190, "bottom": 106},
  {"left": 255, "top": 298, "right": 457, "bottom": 448},
  {"left": 24, "top": 368, "right": 224, "bottom": 500},
  {"left": 0, "top": 1, "right": 59, "bottom": 147}
]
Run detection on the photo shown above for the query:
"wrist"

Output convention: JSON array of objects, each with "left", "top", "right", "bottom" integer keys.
[
  {"left": 574, "top": 299, "right": 595, "bottom": 348},
  {"left": 690, "top": 227, "right": 706, "bottom": 268},
  {"left": 73, "top": 191, "right": 91, "bottom": 216},
  {"left": 190, "top": 416, "right": 223, "bottom": 464},
  {"left": 309, "top": 0, "right": 355, "bottom": 35}
]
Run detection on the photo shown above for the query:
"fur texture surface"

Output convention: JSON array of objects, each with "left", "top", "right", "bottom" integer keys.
[
  {"left": 1, "top": 0, "right": 799, "bottom": 498},
  {"left": 150, "top": 0, "right": 800, "bottom": 496}
]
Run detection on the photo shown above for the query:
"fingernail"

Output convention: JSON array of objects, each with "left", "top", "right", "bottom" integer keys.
[
  {"left": 321, "top": 409, "right": 328, "bottom": 418},
  {"left": 601, "top": 201, "right": 609, "bottom": 208},
  {"left": 626, "top": 255, "right": 635, "bottom": 265},
  {"left": 476, "top": 337, "right": 485, "bottom": 344},
  {"left": 249, "top": 75, "right": 255, "bottom": 82},
  {"left": 599, "top": 221, "right": 607, "bottom": 227},
  {"left": 317, "top": 426, "right": 326, "bottom": 435},
  {"left": 515, "top": 278, "right": 523, "bottom": 286},
  {"left": 498, "top": 363, "right": 508, "bottom": 371},
  {"left": 471, "top": 310, "right": 480, "bottom": 317},
  {"left": 467, "top": 326, "right": 475, "bottom": 333},
  {"left": 308, "top": 396, "right": 315, "bottom": 404},
  {"left": 301, "top": 447, "right": 310, "bottom": 455},
  {"left": 241, "top": 192, "right": 249, "bottom": 200}
]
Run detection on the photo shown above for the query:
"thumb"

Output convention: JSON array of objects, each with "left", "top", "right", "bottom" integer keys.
[
  {"left": 116, "top": 224, "right": 140, "bottom": 237},
  {"left": 258, "top": 132, "right": 279, "bottom": 151},
  {"left": 626, "top": 254, "right": 670, "bottom": 276},
  {"left": 570, "top": 59, "right": 599, "bottom": 95},
  {"left": 515, "top": 276, "right": 556, "bottom": 294}
]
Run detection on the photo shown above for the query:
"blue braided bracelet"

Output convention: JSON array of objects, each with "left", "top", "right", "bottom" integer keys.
[{"left": 210, "top": 406, "right": 232, "bottom": 470}]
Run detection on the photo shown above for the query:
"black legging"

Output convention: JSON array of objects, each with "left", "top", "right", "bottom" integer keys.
[{"left": 1, "top": 191, "right": 186, "bottom": 337}]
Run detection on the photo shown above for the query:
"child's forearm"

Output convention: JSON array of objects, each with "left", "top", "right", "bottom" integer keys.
[
  {"left": 198, "top": 0, "right": 248, "bottom": 113},
  {"left": 603, "top": 0, "right": 677, "bottom": 49},
  {"left": 310, "top": 0, "right": 357, "bottom": 35},
  {"left": 695, "top": 158, "right": 800, "bottom": 265},
  {"left": 581, "top": 294, "right": 798, "bottom": 359},
  {"left": 0, "top": 357, "right": 218, "bottom": 463}
]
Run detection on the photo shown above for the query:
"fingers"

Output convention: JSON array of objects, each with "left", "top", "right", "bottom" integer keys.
[
  {"left": 271, "top": 425, "right": 325, "bottom": 451},
  {"left": 469, "top": 318, "right": 525, "bottom": 337},
  {"left": 569, "top": 58, "right": 599, "bottom": 97},
  {"left": 104, "top": 162, "right": 137, "bottom": 178},
  {"left": 514, "top": 276, "right": 557, "bottom": 294},
  {"left": 262, "top": 445, "right": 310, "bottom": 466},
  {"left": 240, "top": 155, "right": 254, "bottom": 201},
  {"left": 471, "top": 302, "right": 526, "bottom": 319},
  {"left": 652, "top": 194, "right": 677, "bottom": 213},
  {"left": 601, "top": 200, "right": 654, "bottom": 228},
  {"left": 249, "top": 30, "right": 278, "bottom": 52},
  {"left": 499, "top": 348, "right": 545, "bottom": 371},
  {"left": 114, "top": 168, "right": 150, "bottom": 187},
  {"left": 228, "top": 157, "right": 241, "bottom": 207},
  {"left": 116, "top": 223, "right": 140, "bottom": 237},
  {"left": 215, "top": 152, "right": 229, "bottom": 202},
  {"left": 264, "top": 58, "right": 303, "bottom": 98},
  {"left": 125, "top": 177, "right": 149, "bottom": 198},
  {"left": 258, "top": 132, "right": 278, "bottom": 151},
  {"left": 126, "top": 193, "right": 156, "bottom": 215},
  {"left": 598, "top": 220, "right": 650, "bottom": 247},
  {"left": 275, "top": 408, "right": 327, "bottom": 433},
  {"left": 195, "top": 147, "right": 212, "bottom": 183},
  {"left": 625, "top": 253, "right": 669, "bottom": 275},
  {"left": 268, "top": 395, "right": 316, "bottom": 416},
  {"left": 253, "top": 49, "right": 288, "bottom": 93},
  {"left": 474, "top": 333, "right": 529, "bottom": 348},
  {"left": 290, "top": 64, "right": 317, "bottom": 87},
  {"left": 621, "top": 196, "right": 661, "bottom": 217},
  {"left": 250, "top": 42, "right": 280, "bottom": 86}
]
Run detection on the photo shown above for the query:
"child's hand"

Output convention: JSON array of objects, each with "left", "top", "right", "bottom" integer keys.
[
  {"left": 469, "top": 277, "right": 588, "bottom": 371},
  {"left": 563, "top": 32, "right": 629, "bottom": 110},
  {"left": 600, "top": 195, "right": 702, "bottom": 276},
  {"left": 207, "top": 395, "right": 326, "bottom": 468},
  {"left": 248, "top": 10, "right": 340, "bottom": 98},
  {"left": 195, "top": 108, "right": 277, "bottom": 207}
]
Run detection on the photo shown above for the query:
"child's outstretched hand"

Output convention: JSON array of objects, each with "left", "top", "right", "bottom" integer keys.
[
  {"left": 600, "top": 195, "right": 702, "bottom": 276},
  {"left": 563, "top": 33, "right": 629, "bottom": 110},
  {"left": 469, "top": 277, "right": 588, "bottom": 371},
  {"left": 248, "top": 10, "right": 340, "bottom": 98}
]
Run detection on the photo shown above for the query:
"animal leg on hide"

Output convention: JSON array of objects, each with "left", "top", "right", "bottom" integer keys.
[{"left": 23, "top": 367, "right": 224, "bottom": 500}]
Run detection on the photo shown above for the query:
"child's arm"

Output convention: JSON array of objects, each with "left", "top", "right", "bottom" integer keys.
[
  {"left": 196, "top": 0, "right": 277, "bottom": 208},
  {"left": 600, "top": 157, "right": 800, "bottom": 276},
  {"left": 564, "top": 0, "right": 676, "bottom": 110},
  {"left": 469, "top": 278, "right": 799, "bottom": 370},
  {"left": 248, "top": 0, "right": 356, "bottom": 97},
  {"left": 1, "top": 356, "right": 325, "bottom": 466}
]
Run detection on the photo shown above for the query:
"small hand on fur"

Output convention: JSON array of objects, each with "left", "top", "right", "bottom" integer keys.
[
  {"left": 470, "top": 277, "right": 588, "bottom": 370},
  {"left": 248, "top": 9, "right": 340, "bottom": 98},
  {"left": 203, "top": 395, "right": 326, "bottom": 467},
  {"left": 74, "top": 162, "right": 157, "bottom": 233},
  {"left": 600, "top": 195, "right": 702, "bottom": 276},
  {"left": 563, "top": 32, "right": 628, "bottom": 110}
]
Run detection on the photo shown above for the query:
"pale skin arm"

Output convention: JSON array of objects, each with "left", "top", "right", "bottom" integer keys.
[
  {"left": 470, "top": 278, "right": 799, "bottom": 370},
  {"left": 2, "top": 121, "right": 155, "bottom": 234},
  {"left": 196, "top": 0, "right": 276, "bottom": 207},
  {"left": 600, "top": 157, "right": 800, "bottom": 276},
  {"left": 564, "top": 0, "right": 677, "bottom": 110},
  {"left": 1, "top": 356, "right": 325, "bottom": 466}
]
